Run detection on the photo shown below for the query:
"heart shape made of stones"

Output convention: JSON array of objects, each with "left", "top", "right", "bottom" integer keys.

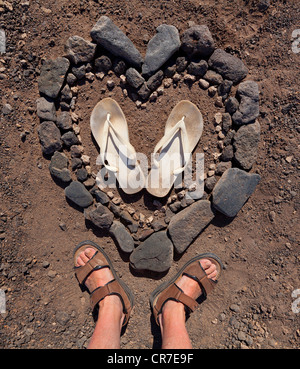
[{"left": 37, "top": 16, "right": 261, "bottom": 274}]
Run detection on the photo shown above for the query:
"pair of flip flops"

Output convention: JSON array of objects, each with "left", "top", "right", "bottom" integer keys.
[
  {"left": 74, "top": 241, "right": 223, "bottom": 326},
  {"left": 90, "top": 98, "right": 203, "bottom": 197}
]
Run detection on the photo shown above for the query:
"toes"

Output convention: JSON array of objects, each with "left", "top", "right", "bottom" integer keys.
[
  {"left": 199, "top": 259, "right": 218, "bottom": 280},
  {"left": 75, "top": 247, "right": 96, "bottom": 267},
  {"left": 79, "top": 252, "right": 90, "bottom": 264},
  {"left": 207, "top": 269, "right": 217, "bottom": 281},
  {"left": 199, "top": 259, "right": 212, "bottom": 270},
  {"left": 204, "top": 264, "right": 216, "bottom": 275},
  {"left": 84, "top": 248, "right": 96, "bottom": 259},
  {"left": 75, "top": 256, "right": 85, "bottom": 267}
]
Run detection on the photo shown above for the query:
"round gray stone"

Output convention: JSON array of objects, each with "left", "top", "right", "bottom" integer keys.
[
  {"left": 181, "top": 25, "right": 215, "bottom": 57},
  {"left": 208, "top": 49, "right": 248, "bottom": 84},
  {"left": 130, "top": 231, "right": 173, "bottom": 272},
  {"left": 84, "top": 203, "right": 114, "bottom": 230},
  {"left": 65, "top": 181, "right": 94, "bottom": 208},
  {"left": 38, "top": 121, "right": 62, "bottom": 155}
]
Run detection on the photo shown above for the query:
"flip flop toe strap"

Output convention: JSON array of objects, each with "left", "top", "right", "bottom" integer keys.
[
  {"left": 98, "top": 113, "right": 137, "bottom": 173},
  {"left": 152, "top": 116, "right": 191, "bottom": 175}
]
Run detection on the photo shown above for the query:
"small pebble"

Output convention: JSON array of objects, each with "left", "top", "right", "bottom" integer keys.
[
  {"left": 42, "top": 261, "right": 50, "bottom": 268},
  {"left": 59, "top": 222, "right": 67, "bottom": 231},
  {"left": 199, "top": 78, "right": 209, "bottom": 89},
  {"left": 268, "top": 210, "right": 276, "bottom": 222},
  {"left": 2, "top": 103, "right": 13, "bottom": 115},
  {"left": 230, "top": 304, "right": 240, "bottom": 313},
  {"left": 107, "top": 80, "right": 115, "bottom": 89},
  {"left": 48, "top": 270, "right": 57, "bottom": 278},
  {"left": 208, "top": 86, "right": 217, "bottom": 96}
]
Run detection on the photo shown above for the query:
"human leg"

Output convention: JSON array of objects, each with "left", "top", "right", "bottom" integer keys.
[
  {"left": 74, "top": 243, "right": 133, "bottom": 349},
  {"left": 150, "top": 255, "right": 222, "bottom": 349}
]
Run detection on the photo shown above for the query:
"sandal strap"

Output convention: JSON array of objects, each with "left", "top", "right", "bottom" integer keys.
[
  {"left": 90, "top": 279, "right": 132, "bottom": 326},
  {"left": 153, "top": 283, "right": 198, "bottom": 325},
  {"left": 183, "top": 261, "right": 217, "bottom": 297},
  {"left": 167, "top": 284, "right": 199, "bottom": 311},
  {"left": 74, "top": 251, "right": 109, "bottom": 285}
]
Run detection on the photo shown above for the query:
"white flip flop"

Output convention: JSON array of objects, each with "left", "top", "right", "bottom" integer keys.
[
  {"left": 90, "top": 98, "right": 145, "bottom": 194},
  {"left": 146, "top": 100, "right": 203, "bottom": 198}
]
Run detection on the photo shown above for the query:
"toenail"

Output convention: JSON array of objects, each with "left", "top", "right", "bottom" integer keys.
[{"left": 85, "top": 248, "right": 94, "bottom": 256}]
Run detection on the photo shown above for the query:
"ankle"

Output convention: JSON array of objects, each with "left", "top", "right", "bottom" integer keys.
[
  {"left": 98, "top": 295, "right": 124, "bottom": 321},
  {"left": 160, "top": 300, "right": 186, "bottom": 325}
]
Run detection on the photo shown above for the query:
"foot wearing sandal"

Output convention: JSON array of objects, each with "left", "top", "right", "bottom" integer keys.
[
  {"left": 75, "top": 247, "right": 125, "bottom": 328},
  {"left": 150, "top": 253, "right": 223, "bottom": 349},
  {"left": 159, "top": 259, "right": 218, "bottom": 326},
  {"left": 74, "top": 240, "right": 134, "bottom": 349}
]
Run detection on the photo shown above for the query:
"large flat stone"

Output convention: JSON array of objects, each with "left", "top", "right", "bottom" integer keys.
[
  {"left": 233, "top": 120, "right": 261, "bottom": 170},
  {"left": 130, "top": 231, "right": 173, "bottom": 273},
  {"left": 84, "top": 203, "right": 114, "bottom": 230},
  {"left": 64, "top": 35, "right": 96, "bottom": 65},
  {"left": 212, "top": 168, "right": 261, "bottom": 217},
  {"left": 168, "top": 200, "right": 215, "bottom": 254},
  {"left": 38, "top": 57, "right": 70, "bottom": 99},
  {"left": 232, "top": 81, "right": 260, "bottom": 125},
  {"left": 109, "top": 221, "right": 135, "bottom": 253},
  {"left": 208, "top": 49, "right": 248, "bottom": 84},
  {"left": 91, "top": 16, "right": 143, "bottom": 68},
  {"left": 142, "top": 24, "right": 180, "bottom": 77}
]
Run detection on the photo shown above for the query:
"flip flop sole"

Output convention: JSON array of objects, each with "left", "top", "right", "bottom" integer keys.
[
  {"left": 146, "top": 100, "right": 203, "bottom": 197},
  {"left": 91, "top": 98, "right": 145, "bottom": 194},
  {"left": 90, "top": 97, "right": 129, "bottom": 145},
  {"left": 165, "top": 100, "right": 203, "bottom": 151}
]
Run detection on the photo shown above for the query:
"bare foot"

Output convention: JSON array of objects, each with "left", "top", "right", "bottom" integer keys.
[{"left": 75, "top": 247, "right": 124, "bottom": 322}]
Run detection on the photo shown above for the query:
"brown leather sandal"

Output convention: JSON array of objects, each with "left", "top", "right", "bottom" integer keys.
[
  {"left": 150, "top": 253, "right": 223, "bottom": 325},
  {"left": 73, "top": 240, "right": 134, "bottom": 326}
]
